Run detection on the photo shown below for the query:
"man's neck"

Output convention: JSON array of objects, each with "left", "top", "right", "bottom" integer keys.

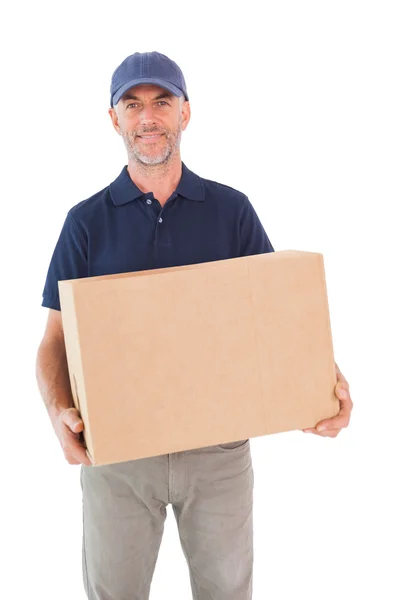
[{"left": 127, "top": 155, "right": 182, "bottom": 206}]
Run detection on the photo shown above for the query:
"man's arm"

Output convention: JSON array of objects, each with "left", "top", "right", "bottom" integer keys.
[
  {"left": 36, "top": 309, "right": 92, "bottom": 465},
  {"left": 36, "top": 309, "right": 73, "bottom": 421}
]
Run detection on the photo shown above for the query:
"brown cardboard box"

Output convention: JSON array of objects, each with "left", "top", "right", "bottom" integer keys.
[{"left": 58, "top": 250, "right": 339, "bottom": 466}]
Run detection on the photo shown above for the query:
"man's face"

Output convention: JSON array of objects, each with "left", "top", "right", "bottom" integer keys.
[{"left": 109, "top": 84, "right": 190, "bottom": 166}]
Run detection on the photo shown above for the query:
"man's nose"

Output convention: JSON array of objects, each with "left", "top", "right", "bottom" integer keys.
[{"left": 139, "top": 104, "right": 157, "bottom": 122}]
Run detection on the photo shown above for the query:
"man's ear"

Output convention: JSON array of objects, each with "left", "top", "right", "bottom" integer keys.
[
  {"left": 181, "top": 100, "right": 191, "bottom": 132},
  {"left": 108, "top": 107, "right": 121, "bottom": 135}
]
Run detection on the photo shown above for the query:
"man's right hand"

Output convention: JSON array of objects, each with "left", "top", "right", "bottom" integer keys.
[{"left": 54, "top": 407, "right": 93, "bottom": 466}]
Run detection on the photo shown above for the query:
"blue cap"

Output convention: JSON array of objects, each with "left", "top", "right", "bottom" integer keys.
[{"left": 110, "top": 51, "right": 189, "bottom": 107}]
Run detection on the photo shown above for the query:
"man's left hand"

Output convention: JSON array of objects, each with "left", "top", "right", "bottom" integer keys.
[{"left": 302, "top": 363, "right": 353, "bottom": 438}]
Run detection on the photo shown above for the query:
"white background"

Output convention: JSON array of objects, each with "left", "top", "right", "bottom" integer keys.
[{"left": 1, "top": 1, "right": 399, "bottom": 598}]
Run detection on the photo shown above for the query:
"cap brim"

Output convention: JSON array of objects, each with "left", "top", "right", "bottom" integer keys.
[{"left": 112, "top": 78, "right": 184, "bottom": 107}]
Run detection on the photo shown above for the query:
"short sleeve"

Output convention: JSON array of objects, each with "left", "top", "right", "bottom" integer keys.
[
  {"left": 239, "top": 196, "right": 275, "bottom": 256},
  {"left": 41, "top": 211, "right": 88, "bottom": 311}
]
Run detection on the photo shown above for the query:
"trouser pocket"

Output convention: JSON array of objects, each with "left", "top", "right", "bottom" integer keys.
[{"left": 215, "top": 439, "right": 249, "bottom": 451}]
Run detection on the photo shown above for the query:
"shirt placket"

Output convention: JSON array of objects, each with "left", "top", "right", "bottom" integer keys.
[{"left": 144, "top": 192, "right": 176, "bottom": 268}]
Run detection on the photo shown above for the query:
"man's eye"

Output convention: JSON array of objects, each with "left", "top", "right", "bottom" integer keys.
[{"left": 125, "top": 101, "right": 169, "bottom": 110}]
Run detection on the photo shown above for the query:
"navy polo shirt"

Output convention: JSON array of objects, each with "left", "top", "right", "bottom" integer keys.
[{"left": 41, "top": 162, "right": 274, "bottom": 311}]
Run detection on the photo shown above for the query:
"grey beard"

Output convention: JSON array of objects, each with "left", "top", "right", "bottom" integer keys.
[{"left": 123, "top": 127, "right": 182, "bottom": 166}]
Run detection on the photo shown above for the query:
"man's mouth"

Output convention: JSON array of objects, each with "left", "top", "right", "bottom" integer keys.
[{"left": 137, "top": 133, "right": 164, "bottom": 140}]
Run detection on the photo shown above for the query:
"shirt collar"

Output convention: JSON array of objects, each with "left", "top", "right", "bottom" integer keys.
[{"left": 109, "top": 161, "right": 205, "bottom": 206}]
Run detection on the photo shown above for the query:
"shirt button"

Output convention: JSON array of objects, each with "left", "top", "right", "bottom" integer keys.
[
  {"left": 146, "top": 198, "right": 152, "bottom": 205},
  {"left": 158, "top": 217, "right": 163, "bottom": 223}
]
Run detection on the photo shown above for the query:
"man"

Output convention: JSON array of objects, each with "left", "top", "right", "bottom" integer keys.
[{"left": 36, "top": 51, "right": 353, "bottom": 600}]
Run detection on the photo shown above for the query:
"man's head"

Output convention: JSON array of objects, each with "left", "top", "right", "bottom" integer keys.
[{"left": 108, "top": 52, "right": 190, "bottom": 167}]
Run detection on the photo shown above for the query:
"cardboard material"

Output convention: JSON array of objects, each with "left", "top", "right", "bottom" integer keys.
[{"left": 58, "top": 250, "right": 339, "bottom": 466}]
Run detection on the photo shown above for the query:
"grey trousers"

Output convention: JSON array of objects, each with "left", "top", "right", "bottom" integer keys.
[{"left": 80, "top": 439, "right": 254, "bottom": 600}]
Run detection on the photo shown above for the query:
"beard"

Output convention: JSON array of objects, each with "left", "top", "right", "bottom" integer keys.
[{"left": 121, "top": 120, "right": 182, "bottom": 166}]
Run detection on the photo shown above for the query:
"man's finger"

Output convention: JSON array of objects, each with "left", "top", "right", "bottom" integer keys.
[
  {"left": 65, "top": 429, "right": 92, "bottom": 465},
  {"left": 335, "top": 384, "right": 351, "bottom": 399},
  {"left": 336, "top": 385, "right": 349, "bottom": 399},
  {"left": 61, "top": 408, "right": 84, "bottom": 433},
  {"left": 317, "top": 428, "right": 340, "bottom": 438},
  {"left": 335, "top": 365, "right": 352, "bottom": 392},
  {"left": 303, "top": 427, "right": 341, "bottom": 437},
  {"left": 335, "top": 383, "right": 354, "bottom": 415},
  {"left": 317, "top": 417, "right": 347, "bottom": 431}
]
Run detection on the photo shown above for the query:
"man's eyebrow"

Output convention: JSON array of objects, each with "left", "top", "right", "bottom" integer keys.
[{"left": 121, "top": 92, "right": 174, "bottom": 102}]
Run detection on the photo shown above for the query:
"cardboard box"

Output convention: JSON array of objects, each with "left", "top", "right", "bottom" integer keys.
[{"left": 59, "top": 250, "right": 339, "bottom": 466}]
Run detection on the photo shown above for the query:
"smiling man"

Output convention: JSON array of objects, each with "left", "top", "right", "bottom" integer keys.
[{"left": 36, "top": 51, "right": 353, "bottom": 600}]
